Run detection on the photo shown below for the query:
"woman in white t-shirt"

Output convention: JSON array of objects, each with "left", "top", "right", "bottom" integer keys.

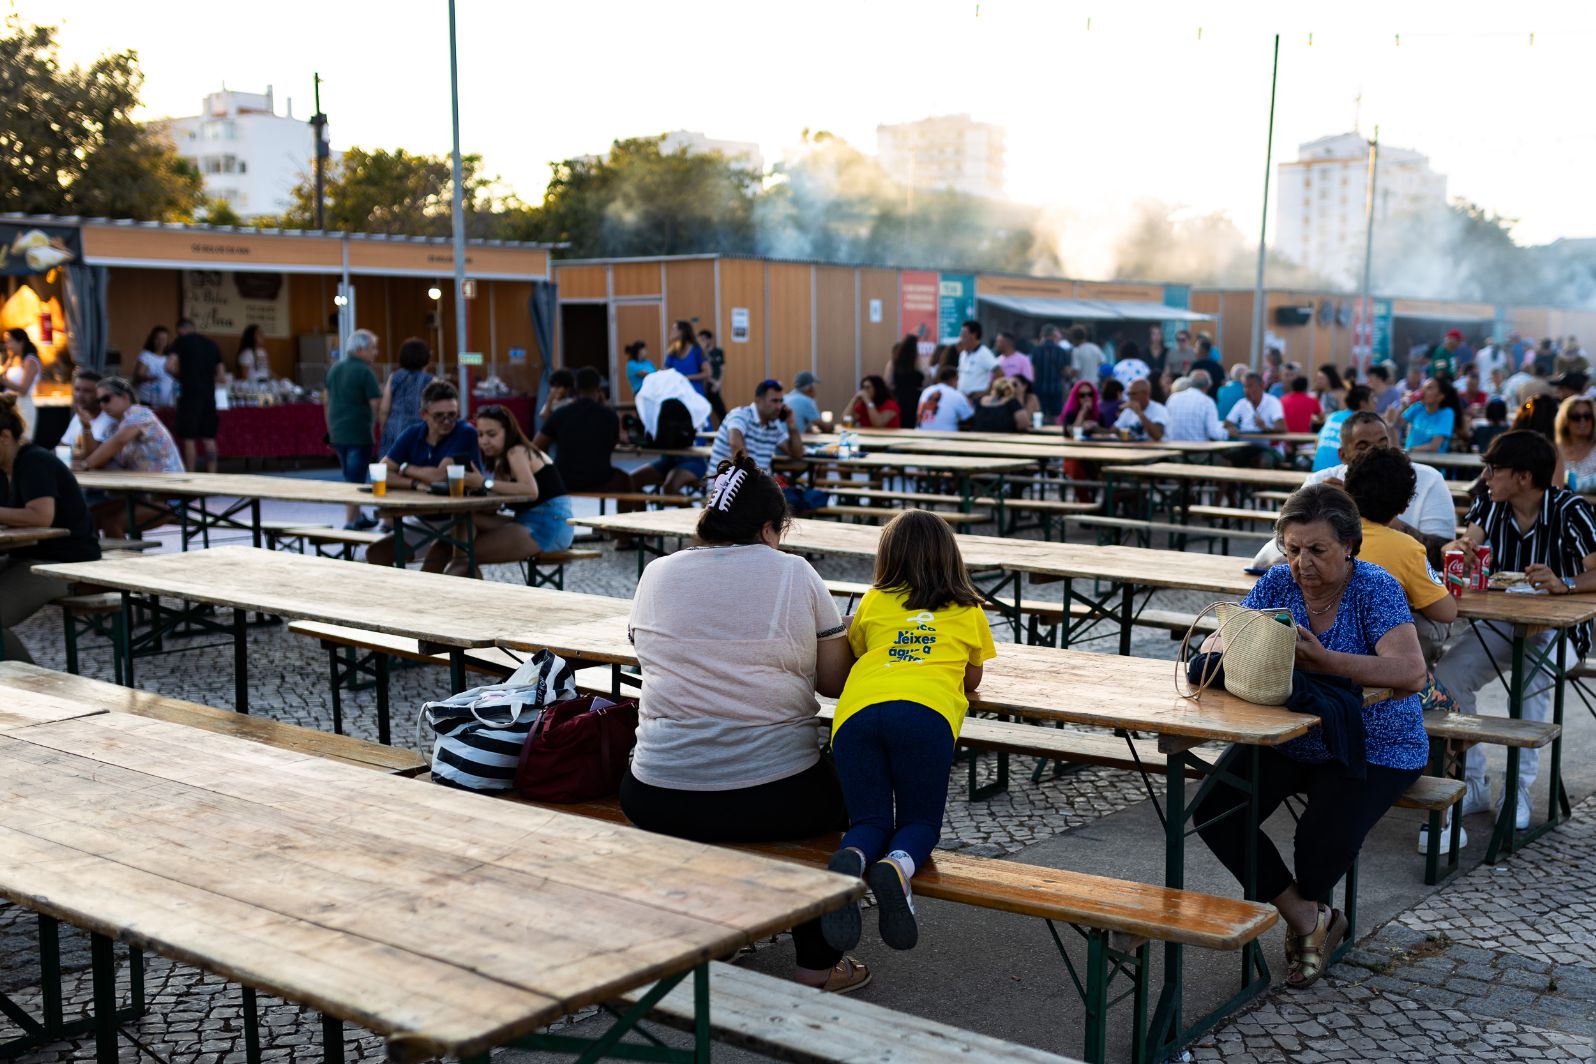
[
  {"left": 134, "top": 325, "right": 175, "bottom": 406},
  {"left": 623, "top": 450, "right": 867, "bottom": 993},
  {"left": 235, "top": 324, "right": 271, "bottom": 383}
]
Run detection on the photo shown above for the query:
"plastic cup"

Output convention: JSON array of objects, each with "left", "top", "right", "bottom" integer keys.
[
  {"left": 447, "top": 465, "right": 466, "bottom": 498},
  {"left": 1031, "top": 411, "right": 1044, "bottom": 430},
  {"left": 368, "top": 463, "right": 387, "bottom": 498},
  {"left": 54, "top": 444, "right": 73, "bottom": 464},
  {"left": 820, "top": 410, "right": 834, "bottom": 427}
]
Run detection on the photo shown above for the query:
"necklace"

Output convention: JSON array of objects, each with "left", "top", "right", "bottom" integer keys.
[{"left": 1303, "top": 574, "right": 1350, "bottom": 616}]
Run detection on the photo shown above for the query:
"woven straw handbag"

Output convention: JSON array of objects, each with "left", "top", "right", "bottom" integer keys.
[{"left": 1178, "top": 601, "right": 1298, "bottom": 706}]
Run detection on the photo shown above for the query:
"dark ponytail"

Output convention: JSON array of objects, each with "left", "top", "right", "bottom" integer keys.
[{"left": 695, "top": 451, "right": 790, "bottom": 546}]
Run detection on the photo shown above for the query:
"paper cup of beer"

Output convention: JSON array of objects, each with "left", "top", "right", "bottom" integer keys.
[{"left": 368, "top": 463, "right": 387, "bottom": 497}]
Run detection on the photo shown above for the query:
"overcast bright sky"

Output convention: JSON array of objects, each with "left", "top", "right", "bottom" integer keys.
[{"left": 28, "top": 0, "right": 1596, "bottom": 263}]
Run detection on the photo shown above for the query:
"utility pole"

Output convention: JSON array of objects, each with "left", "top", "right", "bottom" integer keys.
[
  {"left": 1357, "top": 127, "right": 1381, "bottom": 375},
  {"left": 310, "top": 74, "right": 328, "bottom": 231},
  {"left": 447, "top": 0, "right": 470, "bottom": 414},
  {"left": 1248, "top": 34, "right": 1280, "bottom": 372}
]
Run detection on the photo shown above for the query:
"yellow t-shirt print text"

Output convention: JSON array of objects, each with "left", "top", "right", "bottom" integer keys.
[{"left": 886, "top": 612, "right": 939, "bottom": 666}]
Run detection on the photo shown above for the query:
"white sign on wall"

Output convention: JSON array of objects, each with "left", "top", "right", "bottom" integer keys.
[
  {"left": 868, "top": 298, "right": 883, "bottom": 323},
  {"left": 182, "top": 270, "right": 290, "bottom": 338},
  {"left": 730, "top": 307, "right": 750, "bottom": 343}
]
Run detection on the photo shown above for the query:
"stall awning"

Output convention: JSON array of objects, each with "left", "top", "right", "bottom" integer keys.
[{"left": 978, "top": 293, "right": 1213, "bottom": 322}]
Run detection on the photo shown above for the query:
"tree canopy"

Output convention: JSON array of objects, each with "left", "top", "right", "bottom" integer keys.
[
  {"left": 0, "top": 19, "right": 203, "bottom": 220},
  {"left": 270, "top": 146, "right": 525, "bottom": 238}
]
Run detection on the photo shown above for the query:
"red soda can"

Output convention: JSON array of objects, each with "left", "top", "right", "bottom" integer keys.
[
  {"left": 1443, "top": 550, "right": 1466, "bottom": 598},
  {"left": 1472, "top": 545, "right": 1492, "bottom": 592}
]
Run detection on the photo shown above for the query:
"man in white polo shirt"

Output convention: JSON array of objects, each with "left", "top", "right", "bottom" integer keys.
[
  {"left": 954, "top": 320, "right": 998, "bottom": 397},
  {"left": 1224, "top": 371, "right": 1286, "bottom": 468}
]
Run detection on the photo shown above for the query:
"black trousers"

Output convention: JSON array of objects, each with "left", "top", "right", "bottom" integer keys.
[
  {"left": 1194, "top": 745, "right": 1422, "bottom": 901},
  {"left": 620, "top": 758, "right": 849, "bottom": 970}
]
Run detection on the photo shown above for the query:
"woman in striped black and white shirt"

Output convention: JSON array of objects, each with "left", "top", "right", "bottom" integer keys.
[{"left": 1436, "top": 430, "right": 1596, "bottom": 832}]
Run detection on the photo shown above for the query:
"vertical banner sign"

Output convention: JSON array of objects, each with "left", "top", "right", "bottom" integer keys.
[
  {"left": 1372, "top": 299, "right": 1393, "bottom": 363},
  {"left": 900, "top": 271, "right": 939, "bottom": 358},
  {"left": 936, "top": 273, "right": 976, "bottom": 347},
  {"left": 1352, "top": 297, "right": 1395, "bottom": 370}
]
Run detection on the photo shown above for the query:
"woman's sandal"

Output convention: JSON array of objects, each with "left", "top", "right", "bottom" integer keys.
[
  {"left": 819, "top": 956, "right": 871, "bottom": 994},
  {"left": 1285, "top": 906, "right": 1348, "bottom": 989}
]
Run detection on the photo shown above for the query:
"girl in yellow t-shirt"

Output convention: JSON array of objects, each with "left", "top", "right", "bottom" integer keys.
[{"left": 822, "top": 510, "right": 997, "bottom": 952}]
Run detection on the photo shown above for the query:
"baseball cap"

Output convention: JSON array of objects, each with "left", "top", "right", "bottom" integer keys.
[
  {"left": 794, "top": 371, "right": 819, "bottom": 388},
  {"left": 1551, "top": 371, "right": 1590, "bottom": 392},
  {"left": 1445, "top": 329, "right": 1464, "bottom": 342}
]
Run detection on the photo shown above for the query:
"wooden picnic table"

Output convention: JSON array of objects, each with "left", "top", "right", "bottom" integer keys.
[
  {"left": 846, "top": 426, "right": 1247, "bottom": 460},
  {"left": 1410, "top": 451, "right": 1484, "bottom": 471},
  {"left": 74, "top": 470, "right": 529, "bottom": 570},
  {"left": 32, "top": 546, "right": 626, "bottom": 711},
  {"left": 884, "top": 438, "right": 1177, "bottom": 465},
  {"left": 0, "top": 527, "right": 67, "bottom": 552},
  {"left": 1102, "top": 462, "right": 1475, "bottom": 517},
  {"left": 0, "top": 707, "right": 858, "bottom": 1063}
]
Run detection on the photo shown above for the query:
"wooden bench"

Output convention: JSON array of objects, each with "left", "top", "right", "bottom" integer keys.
[
  {"left": 98, "top": 537, "right": 162, "bottom": 552},
  {"left": 569, "top": 491, "right": 701, "bottom": 513},
  {"left": 623, "top": 961, "right": 1081, "bottom": 1064},
  {"left": 513, "top": 792, "right": 1274, "bottom": 1064},
  {"left": 287, "top": 620, "right": 530, "bottom": 743},
  {"left": 1184, "top": 504, "right": 1281, "bottom": 526},
  {"left": 1569, "top": 657, "right": 1596, "bottom": 721},
  {"left": 1074, "top": 514, "right": 1273, "bottom": 553},
  {"left": 812, "top": 504, "right": 988, "bottom": 525},
  {"left": 271, "top": 524, "right": 387, "bottom": 559},
  {"left": 521, "top": 547, "right": 603, "bottom": 589}
]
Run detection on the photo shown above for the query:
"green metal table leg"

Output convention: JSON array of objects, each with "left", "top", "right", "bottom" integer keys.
[
  {"left": 243, "top": 987, "right": 261, "bottom": 1064},
  {"left": 1082, "top": 931, "right": 1109, "bottom": 1064},
  {"left": 90, "top": 933, "right": 116, "bottom": 1064},
  {"left": 1118, "top": 583, "right": 1134, "bottom": 657},
  {"left": 321, "top": 1014, "right": 343, "bottom": 1064},
  {"left": 693, "top": 962, "right": 711, "bottom": 1063},
  {"left": 1485, "top": 630, "right": 1528, "bottom": 863},
  {"left": 39, "top": 916, "right": 61, "bottom": 1033},
  {"left": 449, "top": 649, "right": 467, "bottom": 694}
]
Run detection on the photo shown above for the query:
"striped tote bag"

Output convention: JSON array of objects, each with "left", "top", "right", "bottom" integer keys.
[{"left": 420, "top": 649, "right": 577, "bottom": 791}]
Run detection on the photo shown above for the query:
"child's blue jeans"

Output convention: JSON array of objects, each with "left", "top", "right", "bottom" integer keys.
[{"left": 831, "top": 699, "right": 956, "bottom": 870}]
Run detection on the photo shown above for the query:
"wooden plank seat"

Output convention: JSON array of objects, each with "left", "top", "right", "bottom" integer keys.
[
  {"left": 1074, "top": 514, "right": 1273, "bottom": 551},
  {"left": 812, "top": 478, "right": 883, "bottom": 490},
  {"left": 287, "top": 620, "right": 529, "bottom": 743},
  {"left": 812, "top": 505, "right": 987, "bottom": 525},
  {"left": 568, "top": 491, "right": 701, "bottom": 509},
  {"left": 509, "top": 791, "right": 1274, "bottom": 1064},
  {"left": 624, "top": 961, "right": 1083, "bottom": 1064},
  {"left": 521, "top": 547, "right": 604, "bottom": 589},
  {"left": 0, "top": 661, "right": 425, "bottom": 776},
  {"left": 270, "top": 524, "right": 388, "bottom": 560},
  {"left": 97, "top": 537, "right": 162, "bottom": 551},
  {"left": 1184, "top": 505, "right": 1282, "bottom": 526}
]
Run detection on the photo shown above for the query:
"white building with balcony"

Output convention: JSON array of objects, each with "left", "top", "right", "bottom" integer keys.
[
  {"left": 1276, "top": 132, "right": 1448, "bottom": 286},
  {"left": 875, "top": 114, "right": 1006, "bottom": 200},
  {"left": 151, "top": 86, "right": 318, "bottom": 217}
]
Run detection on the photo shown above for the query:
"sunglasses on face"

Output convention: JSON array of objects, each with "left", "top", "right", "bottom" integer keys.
[
  {"left": 1571, "top": 411, "right": 1594, "bottom": 422},
  {"left": 428, "top": 410, "right": 459, "bottom": 422}
]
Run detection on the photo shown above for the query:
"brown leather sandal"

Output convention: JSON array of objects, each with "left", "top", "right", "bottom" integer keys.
[
  {"left": 819, "top": 956, "right": 872, "bottom": 994},
  {"left": 1286, "top": 906, "right": 1347, "bottom": 989}
]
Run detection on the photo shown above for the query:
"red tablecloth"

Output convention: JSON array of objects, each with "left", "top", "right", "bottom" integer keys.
[{"left": 158, "top": 403, "right": 331, "bottom": 460}]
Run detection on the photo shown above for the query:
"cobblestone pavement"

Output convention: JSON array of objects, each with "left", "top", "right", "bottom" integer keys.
[
  {"left": 1192, "top": 793, "right": 1596, "bottom": 1062},
  {"left": 1, "top": 494, "right": 1588, "bottom": 1062}
]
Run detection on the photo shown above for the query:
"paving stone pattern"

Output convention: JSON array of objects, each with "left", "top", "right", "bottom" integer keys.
[{"left": 1192, "top": 793, "right": 1596, "bottom": 1062}]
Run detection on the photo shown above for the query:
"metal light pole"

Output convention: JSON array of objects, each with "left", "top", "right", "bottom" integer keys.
[
  {"left": 447, "top": 0, "right": 470, "bottom": 414},
  {"left": 1248, "top": 34, "right": 1280, "bottom": 371},
  {"left": 1357, "top": 127, "right": 1381, "bottom": 374},
  {"left": 310, "top": 73, "right": 328, "bottom": 231}
]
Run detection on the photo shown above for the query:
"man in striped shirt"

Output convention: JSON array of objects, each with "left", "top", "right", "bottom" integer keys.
[
  {"left": 709, "top": 378, "right": 805, "bottom": 473},
  {"left": 1435, "top": 430, "right": 1596, "bottom": 829}
]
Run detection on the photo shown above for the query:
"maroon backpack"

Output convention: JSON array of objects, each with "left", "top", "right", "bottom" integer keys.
[{"left": 514, "top": 695, "right": 639, "bottom": 803}]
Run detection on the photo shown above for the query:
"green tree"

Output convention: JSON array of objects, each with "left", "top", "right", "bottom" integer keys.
[
  {"left": 277, "top": 146, "right": 523, "bottom": 237},
  {"left": 511, "top": 136, "right": 760, "bottom": 256},
  {"left": 198, "top": 197, "right": 243, "bottom": 227},
  {"left": 0, "top": 19, "right": 204, "bottom": 220}
]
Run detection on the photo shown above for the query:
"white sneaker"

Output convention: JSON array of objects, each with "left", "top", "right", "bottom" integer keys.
[
  {"left": 1514, "top": 788, "right": 1532, "bottom": 830},
  {"left": 1416, "top": 822, "right": 1468, "bottom": 855},
  {"left": 1460, "top": 776, "right": 1493, "bottom": 817}
]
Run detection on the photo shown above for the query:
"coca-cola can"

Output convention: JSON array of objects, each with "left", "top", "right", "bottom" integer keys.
[
  {"left": 1472, "top": 545, "right": 1492, "bottom": 591},
  {"left": 1443, "top": 549, "right": 1467, "bottom": 599}
]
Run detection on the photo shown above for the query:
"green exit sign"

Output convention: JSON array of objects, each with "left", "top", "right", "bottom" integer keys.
[{"left": 458, "top": 351, "right": 484, "bottom": 366}]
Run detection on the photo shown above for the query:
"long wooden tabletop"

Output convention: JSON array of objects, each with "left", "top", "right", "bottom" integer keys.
[
  {"left": 577, "top": 509, "right": 1015, "bottom": 571},
  {"left": 32, "top": 546, "right": 628, "bottom": 648},
  {"left": 852, "top": 426, "right": 1247, "bottom": 456},
  {"left": 806, "top": 452, "right": 1037, "bottom": 475},
  {"left": 1104, "top": 461, "right": 1475, "bottom": 499},
  {"left": 75, "top": 470, "right": 529, "bottom": 514},
  {"left": 884, "top": 438, "right": 1177, "bottom": 464},
  {"left": 0, "top": 710, "right": 858, "bottom": 1061},
  {"left": 0, "top": 526, "right": 67, "bottom": 551}
]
